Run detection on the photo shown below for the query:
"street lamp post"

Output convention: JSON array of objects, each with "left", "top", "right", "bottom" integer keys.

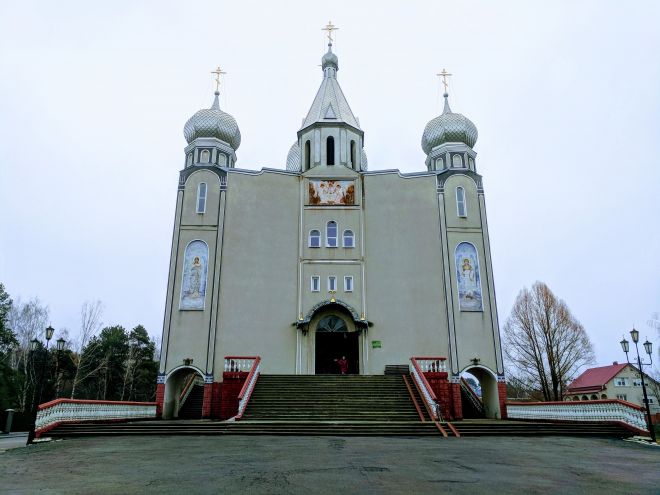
[
  {"left": 54, "top": 337, "right": 66, "bottom": 399},
  {"left": 620, "top": 328, "right": 656, "bottom": 443},
  {"left": 26, "top": 325, "right": 56, "bottom": 445}
]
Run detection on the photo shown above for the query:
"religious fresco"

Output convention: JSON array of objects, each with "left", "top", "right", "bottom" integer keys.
[
  {"left": 180, "top": 240, "right": 208, "bottom": 310},
  {"left": 455, "top": 242, "right": 483, "bottom": 311},
  {"left": 308, "top": 180, "right": 355, "bottom": 205}
]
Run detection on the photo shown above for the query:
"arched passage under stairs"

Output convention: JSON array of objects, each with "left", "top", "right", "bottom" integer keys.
[
  {"left": 460, "top": 365, "right": 501, "bottom": 419},
  {"left": 163, "top": 366, "right": 205, "bottom": 419}
]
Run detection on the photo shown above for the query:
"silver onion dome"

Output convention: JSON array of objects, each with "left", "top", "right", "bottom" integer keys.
[
  {"left": 421, "top": 94, "right": 477, "bottom": 154},
  {"left": 321, "top": 44, "right": 339, "bottom": 70},
  {"left": 286, "top": 142, "right": 302, "bottom": 172},
  {"left": 184, "top": 91, "right": 241, "bottom": 150}
]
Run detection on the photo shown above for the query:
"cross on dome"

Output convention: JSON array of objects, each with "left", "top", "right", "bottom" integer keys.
[
  {"left": 322, "top": 21, "right": 339, "bottom": 45},
  {"left": 211, "top": 66, "right": 226, "bottom": 93},
  {"left": 436, "top": 68, "right": 452, "bottom": 95}
]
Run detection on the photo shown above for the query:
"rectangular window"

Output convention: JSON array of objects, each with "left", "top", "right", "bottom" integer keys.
[
  {"left": 328, "top": 276, "right": 337, "bottom": 292},
  {"left": 643, "top": 397, "right": 654, "bottom": 404},
  {"left": 197, "top": 183, "right": 207, "bottom": 213},
  {"left": 614, "top": 378, "right": 629, "bottom": 387},
  {"left": 311, "top": 276, "right": 320, "bottom": 292},
  {"left": 616, "top": 394, "right": 627, "bottom": 401},
  {"left": 344, "top": 276, "right": 353, "bottom": 292},
  {"left": 632, "top": 379, "right": 642, "bottom": 387}
]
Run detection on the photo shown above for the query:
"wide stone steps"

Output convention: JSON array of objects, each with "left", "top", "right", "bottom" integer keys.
[
  {"left": 44, "top": 374, "right": 638, "bottom": 438},
  {"left": 46, "top": 419, "right": 634, "bottom": 438},
  {"left": 241, "top": 375, "right": 419, "bottom": 425}
]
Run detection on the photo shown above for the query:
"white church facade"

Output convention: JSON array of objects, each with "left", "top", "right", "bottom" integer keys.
[{"left": 156, "top": 38, "right": 506, "bottom": 420}]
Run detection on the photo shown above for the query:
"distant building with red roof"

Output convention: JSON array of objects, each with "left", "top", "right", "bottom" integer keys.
[{"left": 565, "top": 362, "right": 659, "bottom": 414}]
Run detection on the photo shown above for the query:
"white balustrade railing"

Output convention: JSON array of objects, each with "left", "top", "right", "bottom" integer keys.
[
  {"left": 507, "top": 400, "right": 649, "bottom": 433},
  {"left": 224, "top": 356, "right": 258, "bottom": 373},
  {"left": 414, "top": 358, "right": 447, "bottom": 373},
  {"left": 235, "top": 358, "right": 261, "bottom": 420},
  {"left": 35, "top": 399, "right": 157, "bottom": 436},
  {"left": 410, "top": 357, "right": 446, "bottom": 420}
]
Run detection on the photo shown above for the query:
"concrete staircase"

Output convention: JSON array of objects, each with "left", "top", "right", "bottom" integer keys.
[
  {"left": 45, "top": 374, "right": 637, "bottom": 438},
  {"left": 178, "top": 384, "right": 204, "bottom": 419},
  {"left": 231, "top": 374, "right": 440, "bottom": 435}
]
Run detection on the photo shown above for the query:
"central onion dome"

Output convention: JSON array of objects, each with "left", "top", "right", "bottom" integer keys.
[
  {"left": 321, "top": 45, "right": 338, "bottom": 71},
  {"left": 184, "top": 91, "right": 241, "bottom": 150},
  {"left": 421, "top": 93, "right": 478, "bottom": 154}
]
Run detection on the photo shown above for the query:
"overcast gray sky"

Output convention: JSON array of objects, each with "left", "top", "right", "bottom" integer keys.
[{"left": 1, "top": 1, "right": 658, "bottom": 367}]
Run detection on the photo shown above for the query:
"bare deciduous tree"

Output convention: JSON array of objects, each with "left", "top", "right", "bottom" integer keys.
[
  {"left": 70, "top": 300, "right": 104, "bottom": 398},
  {"left": 503, "top": 282, "right": 595, "bottom": 401},
  {"left": 7, "top": 297, "right": 50, "bottom": 410}
]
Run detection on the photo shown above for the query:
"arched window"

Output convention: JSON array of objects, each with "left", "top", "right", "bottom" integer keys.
[
  {"left": 437, "top": 157, "right": 444, "bottom": 170},
  {"left": 309, "top": 229, "right": 321, "bottom": 248},
  {"left": 326, "top": 221, "right": 338, "bottom": 247},
  {"left": 200, "top": 149, "right": 210, "bottom": 163},
  {"left": 469, "top": 157, "right": 475, "bottom": 169},
  {"left": 350, "top": 140, "right": 356, "bottom": 169},
  {"left": 590, "top": 395, "right": 598, "bottom": 400},
  {"left": 196, "top": 183, "right": 207, "bottom": 213},
  {"left": 186, "top": 153, "right": 193, "bottom": 167},
  {"left": 456, "top": 187, "right": 467, "bottom": 217},
  {"left": 452, "top": 154, "right": 463, "bottom": 168},
  {"left": 343, "top": 230, "right": 354, "bottom": 248},
  {"left": 305, "top": 140, "right": 311, "bottom": 170},
  {"left": 601, "top": 394, "right": 607, "bottom": 399},
  {"left": 326, "top": 136, "right": 335, "bottom": 165}
]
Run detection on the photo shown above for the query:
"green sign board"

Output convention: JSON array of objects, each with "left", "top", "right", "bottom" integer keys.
[{"left": 372, "top": 340, "right": 382, "bottom": 349}]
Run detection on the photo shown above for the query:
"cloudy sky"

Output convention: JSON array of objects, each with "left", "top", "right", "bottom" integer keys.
[{"left": 1, "top": 1, "right": 658, "bottom": 366}]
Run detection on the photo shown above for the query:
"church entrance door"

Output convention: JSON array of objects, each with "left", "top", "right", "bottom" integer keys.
[{"left": 314, "top": 315, "right": 359, "bottom": 374}]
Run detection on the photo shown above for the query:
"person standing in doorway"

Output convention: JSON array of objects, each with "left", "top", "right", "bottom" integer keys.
[{"left": 336, "top": 356, "right": 349, "bottom": 375}]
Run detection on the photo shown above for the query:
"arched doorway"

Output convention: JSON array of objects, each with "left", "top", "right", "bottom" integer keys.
[
  {"left": 315, "top": 314, "right": 359, "bottom": 374},
  {"left": 460, "top": 365, "right": 500, "bottom": 419},
  {"left": 163, "top": 366, "right": 205, "bottom": 419}
]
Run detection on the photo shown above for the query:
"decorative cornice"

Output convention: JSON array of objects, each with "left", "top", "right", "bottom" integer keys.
[{"left": 298, "top": 298, "right": 369, "bottom": 327}]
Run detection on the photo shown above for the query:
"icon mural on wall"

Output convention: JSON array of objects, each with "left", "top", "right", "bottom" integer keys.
[
  {"left": 180, "top": 240, "right": 208, "bottom": 310},
  {"left": 308, "top": 180, "right": 355, "bottom": 205},
  {"left": 455, "top": 242, "right": 483, "bottom": 311}
]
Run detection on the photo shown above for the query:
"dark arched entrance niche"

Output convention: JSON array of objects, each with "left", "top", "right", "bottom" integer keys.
[
  {"left": 298, "top": 300, "right": 368, "bottom": 375},
  {"left": 460, "top": 365, "right": 501, "bottom": 419},
  {"left": 315, "top": 315, "right": 359, "bottom": 374}
]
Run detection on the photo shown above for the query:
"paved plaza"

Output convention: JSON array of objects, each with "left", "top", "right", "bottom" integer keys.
[{"left": 1, "top": 435, "right": 658, "bottom": 494}]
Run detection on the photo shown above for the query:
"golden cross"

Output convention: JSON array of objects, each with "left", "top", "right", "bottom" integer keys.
[
  {"left": 322, "top": 21, "right": 339, "bottom": 44},
  {"left": 211, "top": 66, "right": 226, "bottom": 92},
  {"left": 436, "top": 68, "right": 452, "bottom": 93}
]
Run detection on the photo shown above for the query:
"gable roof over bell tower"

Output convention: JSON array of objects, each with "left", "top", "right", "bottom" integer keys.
[{"left": 299, "top": 42, "right": 361, "bottom": 131}]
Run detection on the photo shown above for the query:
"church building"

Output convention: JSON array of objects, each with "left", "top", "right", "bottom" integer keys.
[{"left": 157, "top": 31, "right": 506, "bottom": 421}]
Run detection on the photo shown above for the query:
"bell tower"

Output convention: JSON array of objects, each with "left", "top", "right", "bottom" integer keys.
[{"left": 287, "top": 23, "right": 367, "bottom": 173}]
